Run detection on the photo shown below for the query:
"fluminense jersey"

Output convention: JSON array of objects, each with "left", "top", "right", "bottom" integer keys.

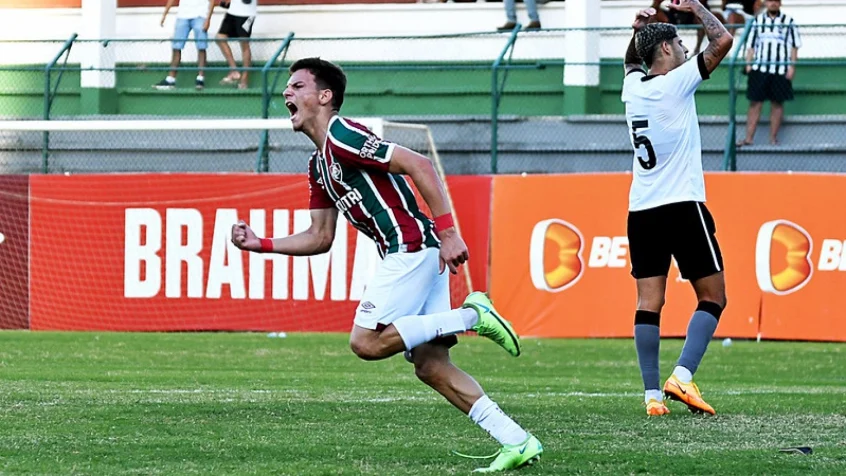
[
  {"left": 308, "top": 115, "right": 440, "bottom": 257},
  {"left": 621, "top": 54, "right": 710, "bottom": 211}
]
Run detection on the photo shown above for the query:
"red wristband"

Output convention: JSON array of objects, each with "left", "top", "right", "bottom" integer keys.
[
  {"left": 259, "top": 238, "right": 274, "bottom": 253},
  {"left": 434, "top": 213, "right": 454, "bottom": 232}
]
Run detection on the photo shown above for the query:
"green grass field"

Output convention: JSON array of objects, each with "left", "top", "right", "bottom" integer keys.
[{"left": 1, "top": 332, "right": 844, "bottom": 475}]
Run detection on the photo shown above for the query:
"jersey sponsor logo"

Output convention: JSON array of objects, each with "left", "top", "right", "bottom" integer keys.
[
  {"left": 335, "top": 189, "right": 362, "bottom": 213},
  {"left": 359, "top": 135, "right": 381, "bottom": 160},
  {"left": 529, "top": 219, "right": 584, "bottom": 292},
  {"left": 756, "top": 220, "right": 813, "bottom": 295}
]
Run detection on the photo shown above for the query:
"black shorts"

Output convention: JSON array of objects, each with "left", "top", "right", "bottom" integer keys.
[
  {"left": 746, "top": 70, "right": 794, "bottom": 103},
  {"left": 219, "top": 13, "right": 255, "bottom": 39},
  {"left": 666, "top": 1, "right": 708, "bottom": 25},
  {"left": 627, "top": 201, "right": 724, "bottom": 281}
]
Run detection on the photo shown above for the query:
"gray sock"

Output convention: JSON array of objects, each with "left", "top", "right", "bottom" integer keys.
[
  {"left": 677, "top": 310, "right": 719, "bottom": 375},
  {"left": 635, "top": 324, "right": 661, "bottom": 391}
]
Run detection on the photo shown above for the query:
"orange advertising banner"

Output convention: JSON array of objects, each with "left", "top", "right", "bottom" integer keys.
[{"left": 490, "top": 173, "right": 846, "bottom": 342}]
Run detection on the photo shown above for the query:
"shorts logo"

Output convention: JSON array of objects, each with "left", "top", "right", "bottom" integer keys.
[
  {"left": 361, "top": 301, "right": 376, "bottom": 310},
  {"left": 755, "top": 220, "right": 813, "bottom": 295},
  {"left": 529, "top": 219, "right": 584, "bottom": 292}
]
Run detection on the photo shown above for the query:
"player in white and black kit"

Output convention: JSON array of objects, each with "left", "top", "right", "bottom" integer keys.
[{"left": 622, "top": 1, "right": 733, "bottom": 416}]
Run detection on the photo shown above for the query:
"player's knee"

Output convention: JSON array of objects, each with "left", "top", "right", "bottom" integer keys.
[
  {"left": 636, "top": 295, "right": 665, "bottom": 313},
  {"left": 413, "top": 358, "right": 443, "bottom": 385},
  {"left": 698, "top": 290, "right": 727, "bottom": 310},
  {"left": 349, "top": 337, "right": 382, "bottom": 361}
]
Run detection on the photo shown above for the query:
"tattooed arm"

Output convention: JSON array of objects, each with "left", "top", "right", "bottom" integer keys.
[{"left": 685, "top": 0, "right": 734, "bottom": 72}]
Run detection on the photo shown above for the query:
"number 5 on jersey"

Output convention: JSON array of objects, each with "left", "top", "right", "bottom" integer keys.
[{"left": 632, "top": 120, "right": 656, "bottom": 170}]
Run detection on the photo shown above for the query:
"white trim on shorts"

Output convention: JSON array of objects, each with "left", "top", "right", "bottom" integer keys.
[{"left": 695, "top": 202, "right": 722, "bottom": 272}]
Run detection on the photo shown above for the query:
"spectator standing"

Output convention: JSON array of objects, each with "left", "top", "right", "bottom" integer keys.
[
  {"left": 154, "top": 0, "right": 215, "bottom": 90},
  {"left": 497, "top": 0, "right": 542, "bottom": 32},
  {"left": 738, "top": 0, "right": 801, "bottom": 146},
  {"left": 217, "top": 0, "right": 258, "bottom": 89}
]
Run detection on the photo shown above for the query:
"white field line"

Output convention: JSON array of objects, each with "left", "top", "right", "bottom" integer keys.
[
  {"left": 10, "top": 387, "right": 845, "bottom": 408},
  {"left": 53, "top": 387, "right": 846, "bottom": 399}
]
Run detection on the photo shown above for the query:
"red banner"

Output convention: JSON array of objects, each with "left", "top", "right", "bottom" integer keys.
[
  {"left": 28, "top": 174, "right": 491, "bottom": 332},
  {"left": 447, "top": 175, "right": 492, "bottom": 291},
  {"left": 0, "top": 176, "right": 30, "bottom": 329}
]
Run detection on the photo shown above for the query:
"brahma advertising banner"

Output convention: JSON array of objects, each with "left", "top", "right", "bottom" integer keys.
[
  {"left": 490, "top": 173, "right": 846, "bottom": 342},
  {"left": 26, "top": 174, "right": 490, "bottom": 332}
]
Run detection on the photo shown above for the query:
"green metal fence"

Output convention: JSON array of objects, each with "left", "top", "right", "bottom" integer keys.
[{"left": 1, "top": 24, "right": 845, "bottom": 174}]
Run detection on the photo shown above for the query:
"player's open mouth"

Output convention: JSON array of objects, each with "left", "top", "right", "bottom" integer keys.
[{"left": 286, "top": 101, "right": 298, "bottom": 118}]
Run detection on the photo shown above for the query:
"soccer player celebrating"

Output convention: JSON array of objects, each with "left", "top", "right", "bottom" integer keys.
[
  {"left": 621, "top": 1, "right": 733, "bottom": 416},
  {"left": 230, "top": 57, "right": 542, "bottom": 471}
]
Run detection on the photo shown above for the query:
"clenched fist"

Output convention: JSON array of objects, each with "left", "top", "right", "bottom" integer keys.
[
  {"left": 438, "top": 229, "right": 469, "bottom": 275},
  {"left": 231, "top": 220, "right": 261, "bottom": 252}
]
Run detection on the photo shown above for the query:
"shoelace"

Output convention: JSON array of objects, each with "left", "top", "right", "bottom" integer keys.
[{"left": 451, "top": 449, "right": 501, "bottom": 460}]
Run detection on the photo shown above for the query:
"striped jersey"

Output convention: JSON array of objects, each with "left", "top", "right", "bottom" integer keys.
[
  {"left": 745, "top": 11, "right": 802, "bottom": 75},
  {"left": 308, "top": 116, "right": 440, "bottom": 257}
]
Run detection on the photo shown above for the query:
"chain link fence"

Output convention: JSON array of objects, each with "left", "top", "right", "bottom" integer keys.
[{"left": 1, "top": 24, "right": 845, "bottom": 174}]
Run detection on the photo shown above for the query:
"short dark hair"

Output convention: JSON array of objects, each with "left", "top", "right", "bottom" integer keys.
[
  {"left": 289, "top": 57, "right": 347, "bottom": 111},
  {"left": 635, "top": 23, "right": 679, "bottom": 68}
]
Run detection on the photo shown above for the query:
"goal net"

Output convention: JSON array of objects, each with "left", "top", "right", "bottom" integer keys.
[{"left": 0, "top": 118, "right": 472, "bottom": 331}]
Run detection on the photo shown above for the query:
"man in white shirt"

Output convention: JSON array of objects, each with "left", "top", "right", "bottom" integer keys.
[
  {"left": 216, "top": 0, "right": 258, "bottom": 89},
  {"left": 621, "top": 0, "right": 732, "bottom": 417},
  {"left": 155, "top": 0, "right": 215, "bottom": 90}
]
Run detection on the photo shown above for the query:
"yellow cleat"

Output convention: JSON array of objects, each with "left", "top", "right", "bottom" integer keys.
[
  {"left": 645, "top": 398, "right": 670, "bottom": 416},
  {"left": 663, "top": 374, "right": 716, "bottom": 415}
]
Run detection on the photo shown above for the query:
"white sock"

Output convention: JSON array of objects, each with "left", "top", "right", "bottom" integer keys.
[
  {"left": 165, "top": 76, "right": 176, "bottom": 84},
  {"left": 392, "top": 309, "right": 469, "bottom": 351},
  {"left": 645, "top": 389, "right": 663, "bottom": 404},
  {"left": 468, "top": 395, "right": 528, "bottom": 446},
  {"left": 673, "top": 365, "right": 693, "bottom": 384},
  {"left": 460, "top": 307, "right": 479, "bottom": 328},
  {"left": 196, "top": 75, "right": 204, "bottom": 81}
]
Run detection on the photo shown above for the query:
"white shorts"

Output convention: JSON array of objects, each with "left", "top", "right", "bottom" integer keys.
[{"left": 353, "top": 248, "right": 450, "bottom": 330}]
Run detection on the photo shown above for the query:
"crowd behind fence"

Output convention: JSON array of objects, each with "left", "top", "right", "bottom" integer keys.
[{"left": 0, "top": 24, "right": 845, "bottom": 174}]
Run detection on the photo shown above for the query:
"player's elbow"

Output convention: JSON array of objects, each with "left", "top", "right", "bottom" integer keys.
[
  {"left": 316, "top": 236, "right": 334, "bottom": 254},
  {"left": 311, "top": 229, "right": 335, "bottom": 254},
  {"left": 717, "top": 33, "right": 734, "bottom": 55}
]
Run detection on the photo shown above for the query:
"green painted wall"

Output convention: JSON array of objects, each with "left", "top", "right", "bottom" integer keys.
[
  {"left": 600, "top": 58, "right": 846, "bottom": 116},
  {"left": 1, "top": 60, "right": 844, "bottom": 118},
  {"left": 0, "top": 67, "right": 80, "bottom": 117}
]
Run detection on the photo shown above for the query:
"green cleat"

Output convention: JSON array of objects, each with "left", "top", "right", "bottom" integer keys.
[
  {"left": 462, "top": 292, "right": 521, "bottom": 357},
  {"left": 473, "top": 434, "right": 543, "bottom": 473}
]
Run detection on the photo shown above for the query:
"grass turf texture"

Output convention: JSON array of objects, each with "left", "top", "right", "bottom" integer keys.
[{"left": 1, "top": 332, "right": 844, "bottom": 475}]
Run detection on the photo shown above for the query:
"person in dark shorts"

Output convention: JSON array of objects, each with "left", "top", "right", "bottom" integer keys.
[
  {"left": 737, "top": 0, "right": 801, "bottom": 146},
  {"left": 657, "top": 0, "right": 724, "bottom": 55},
  {"left": 622, "top": 1, "right": 733, "bottom": 416},
  {"left": 216, "top": 0, "right": 258, "bottom": 89}
]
